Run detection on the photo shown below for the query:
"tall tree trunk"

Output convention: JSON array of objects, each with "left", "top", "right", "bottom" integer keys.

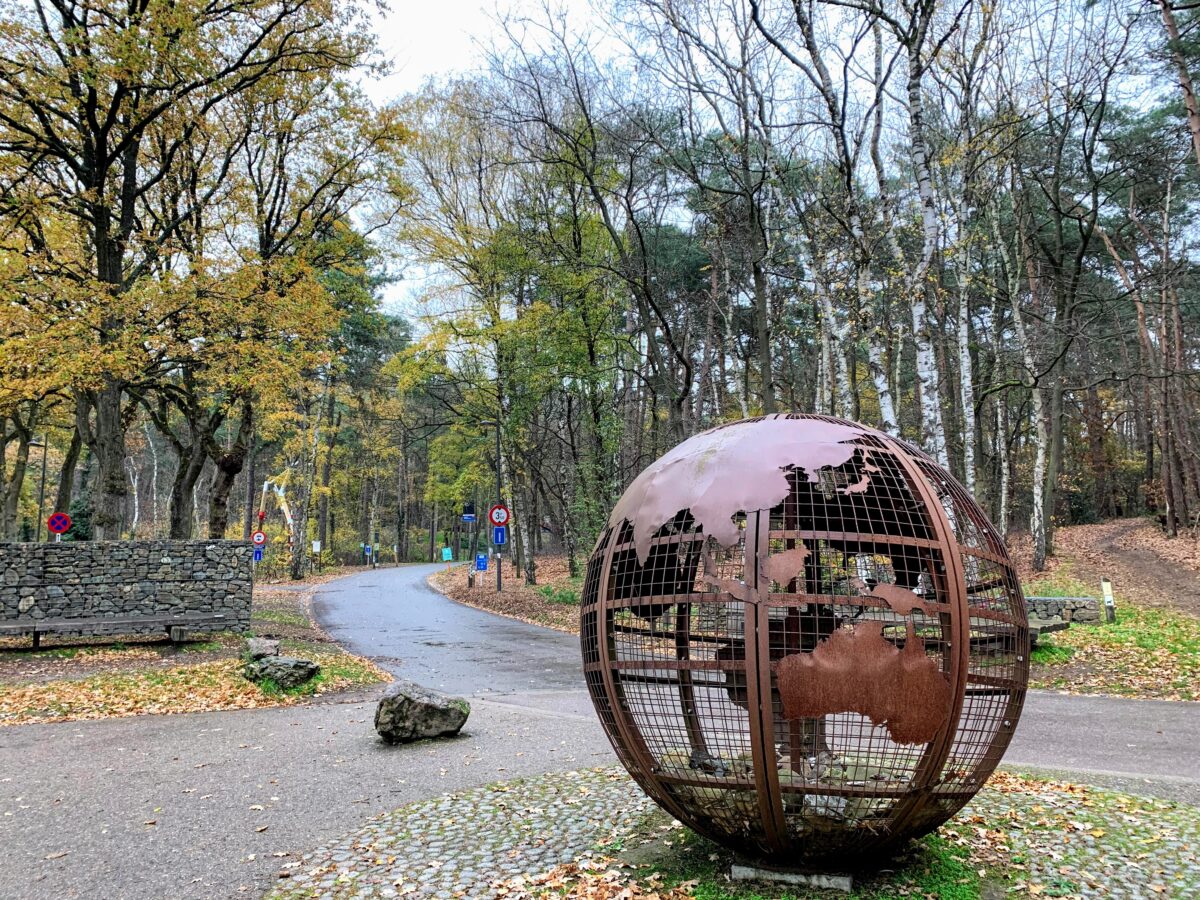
[
  {"left": 1159, "top": 0, "right": 1200, "bottom": 170},
  {"left": 956, "top": 242, "right": 977, "bottom": 495},
  {"left": 317, "top": 384, "right": 338, "bottom": 550},
  {"left": 2, "top": 429, "right": 31, "bottom": 539},
  {"left": 88, "top": 381, "right": 129, "bottom": 540},
  {"left": 54, "top": 427, "right": 83, "bottom": 519},
  {"left": 169, "top": 447, "right": 207, "bottom": 539},
  {"left": 289, "top": 388, "right": 326, "bottom": 581},
  {"left": 208, "top": 400, "right": 255, "bottom": 538},
  {"left": 243, "top": 431, "right": 257, "bottom": 541}
]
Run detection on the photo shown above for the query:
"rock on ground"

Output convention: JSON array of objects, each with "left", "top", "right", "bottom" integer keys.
[
  {"left": 243, "top": 656, "right": 319, "bottom": 689},
  {"left": 245, "top": 637, "right": 280, "bottom": 660},
  {"left": 375, "top": 680, "right": 470, "bottom": 744}
]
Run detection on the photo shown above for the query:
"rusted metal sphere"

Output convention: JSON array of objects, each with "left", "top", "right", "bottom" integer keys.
[{"left": 580, "top": 414, "right": 1028, "bottom": 865}]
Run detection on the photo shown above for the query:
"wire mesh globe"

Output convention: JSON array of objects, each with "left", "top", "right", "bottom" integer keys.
[{"left": 580, "top": 414, "right": 1029, "bottom": 865}]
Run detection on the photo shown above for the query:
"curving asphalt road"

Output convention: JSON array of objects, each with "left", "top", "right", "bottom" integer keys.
[
  {"left": 313, "top": 563, "right": 592, "bottom": 717},
  {"left": 313, "top": 564, "right": 1200, "bottom": 802}
]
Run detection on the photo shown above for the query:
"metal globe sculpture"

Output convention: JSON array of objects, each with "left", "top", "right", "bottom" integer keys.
[{"left": 580, "top": 414, "right": 1028, "bottom": 865}]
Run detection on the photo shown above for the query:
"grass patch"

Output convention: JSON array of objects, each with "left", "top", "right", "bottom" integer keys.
[
  {"left": 624, "top": 828, "right": 985, "bottom": 900},
  {"left": 1026, "top": 561, "right": 1200, "bottom": 699},
  {"left": 251, "top": 607, "right": 310, "bottom": 627},
  {"left": 1030, "top": 641, "right": 1074, "bottom": 665},
  {"left": 537, "top": 584, "right": 581, "bottom": 605}
]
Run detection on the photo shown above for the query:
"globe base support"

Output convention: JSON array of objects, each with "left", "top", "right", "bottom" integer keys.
[{"left": 730, "top": 863, "right": 852, "bottom": 893}]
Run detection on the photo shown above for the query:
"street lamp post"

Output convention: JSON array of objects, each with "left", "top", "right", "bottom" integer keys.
[{"left": 481, "top": 420, "right": 502, "bottom": 593}]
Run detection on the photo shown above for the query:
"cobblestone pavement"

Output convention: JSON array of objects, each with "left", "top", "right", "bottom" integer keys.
[
  {"left": 270, "top": 767, "right": 1200, "bottom": 900},
  {"left": 269, "top": 768, "right": 652, "bottom": 899},
  {"left": 955, "top": 776, "right": 1200, "bottom": 898}
]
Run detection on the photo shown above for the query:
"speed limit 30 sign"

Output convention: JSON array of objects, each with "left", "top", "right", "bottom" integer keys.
[{"left": 488, "top": 504, "right": 510, "bottom": 527}]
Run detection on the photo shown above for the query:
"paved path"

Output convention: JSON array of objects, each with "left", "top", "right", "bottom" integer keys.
[
  {"left": 314, "top": 564, "right": 1200, "bottom": 799},
  {"left": 313, "top": 564, "right": 592, "bottom": 717},
  {"left": 4, "top": 563, "right": 1200, "bottom": 900}
]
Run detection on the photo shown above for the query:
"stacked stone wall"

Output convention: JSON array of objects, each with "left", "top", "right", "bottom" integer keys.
[
  {"left": 0, "top": 540, "right": 252, "bottom": 635},
  {"left": 1025, "top": 595, "right": 1102, "bottom": 624}
]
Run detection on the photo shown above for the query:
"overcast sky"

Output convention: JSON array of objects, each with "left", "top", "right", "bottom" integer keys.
[{"left": 369, "top": 0, "right": 498, "bottom": 102}]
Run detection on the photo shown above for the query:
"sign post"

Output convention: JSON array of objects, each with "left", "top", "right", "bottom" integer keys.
[
  {"left": 489, "top": 504, "right": 511, "bottom": 593},
  {"left": 1100, "top": 577, "right": 1116, "bottom": 623},
  {"left": 46, "top": 512, "right": 71, "bottom": 543},
  {"left": 251, "top": 530, "right": 267, "bottom": 569}
]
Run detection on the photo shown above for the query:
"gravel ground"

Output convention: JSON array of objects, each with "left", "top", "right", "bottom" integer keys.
[{"left": 269, "top": 768, "right": 1200, "bottom": 900}]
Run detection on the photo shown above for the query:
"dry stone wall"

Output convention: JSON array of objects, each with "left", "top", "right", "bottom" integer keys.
[
  {"left": 1025, "top": 595, "right": 1102, "bottom": 624},
  {"left": 0, "top": 540, "right": 252, "bottom": 635}
]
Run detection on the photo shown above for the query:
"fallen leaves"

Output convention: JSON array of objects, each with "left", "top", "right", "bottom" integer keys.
[
  {"left": 491, "top": 858, "right": 695, "bottom": 900},
  {"left": 0, "top": 649, "right": 388, "bottom": 726},
  {"left": 430, "top": 555, "right": 583, "bottom": 634}
]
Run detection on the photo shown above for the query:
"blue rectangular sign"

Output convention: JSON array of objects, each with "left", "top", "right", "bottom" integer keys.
[
  {"left": 253, "top": 547, "right": 263, "bottom": 562},
  {"left": 462, "top": 513, "right": 476, "bottom": 523},
  {"left": 475, "top": 553, "right": 488, "bottom": 571},
  {"left": 493, "top": 525, "right": 507, "bottom": 545}
]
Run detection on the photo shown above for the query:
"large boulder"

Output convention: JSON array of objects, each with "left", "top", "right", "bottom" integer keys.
[
  {"left": 375, "top": 680, "right": 470, "bottom": 744},
  {"left": 244, "top": 656, "right": 320, "bottom": 689}
]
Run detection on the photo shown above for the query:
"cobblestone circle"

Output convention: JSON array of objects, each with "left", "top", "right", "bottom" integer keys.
[
  {"left": 270, "top": 767, "right": 1200, "bottom": 900},
  {"left": 946, "top": 778, "right": 1200, "bottom": 899},
  {"left": 269, "top": 767, "right": 652, "bottom": 899}
]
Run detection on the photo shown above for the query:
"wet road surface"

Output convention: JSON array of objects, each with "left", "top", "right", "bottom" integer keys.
[
  {"left": 315, "top": 563, "right": 1200, "bottom": 801},
  {"left": 313, "top": 564, "right": 595, "bottom": 716}
]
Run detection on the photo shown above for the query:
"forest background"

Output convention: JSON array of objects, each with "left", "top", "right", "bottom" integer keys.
[{"left": 3, "top": 0, "right": 1199, "bottom": 582}]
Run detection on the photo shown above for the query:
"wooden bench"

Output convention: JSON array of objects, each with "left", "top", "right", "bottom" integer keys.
[{"left": 0, "top": 612, "right": 227, "bottom": 650}]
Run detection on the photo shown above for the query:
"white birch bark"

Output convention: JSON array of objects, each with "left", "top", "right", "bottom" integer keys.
[
  {"left": 993, "top": 205, "right": 1048, "bottom": 569},
  {"left": 956, "top": 235, "right": 977, "bottom": 494}
]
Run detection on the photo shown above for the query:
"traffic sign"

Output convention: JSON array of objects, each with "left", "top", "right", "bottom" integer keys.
[
  {"left": 364, "top": 544, "right": 372, "bottom": 557},
  {"left": 475, "top": 553, "right": 488, "bottom": 571},
  {"left": 251, "top": 530, "right": 267, "bottom": 546},
  {"left": 253, "top": 547, "right": 264, "bottom": 563},
  {"left": 462, "top": 513, "right": 476, "bottom": 523},
  {"left": 493, "top": 525, "right": 507, "bottom": 545},
  {"left": 488, "top": 504, "right": 510, "bottom": 527},
  {"left": 46, "top": 512, "right": 72, "bottom": 535}
]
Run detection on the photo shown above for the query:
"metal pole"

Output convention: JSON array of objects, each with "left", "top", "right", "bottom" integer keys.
[
  {"left": 35, "top": 435, "right": 48, "bottom": 542},
  {"left": 495, "top": 421, "right": 503, "bottom": 593}
]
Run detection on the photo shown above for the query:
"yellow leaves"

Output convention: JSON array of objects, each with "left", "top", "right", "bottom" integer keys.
[{"left": 0, "top": 650, "right": 387, "bottom": 727}]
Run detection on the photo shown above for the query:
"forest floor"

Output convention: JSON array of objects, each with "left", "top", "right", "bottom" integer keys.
[
  {"left": 434, "top": 518, "right": 1200, "bottom": 701},
  {"left": 429, "top": 555, "right": 584, "bottom": 633},
  {"left": 0, "top": 581, "right": 388, "bottom": 726},
  {"left": 1021, "top": 519, "right": 1200, "bottom": 701}
]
